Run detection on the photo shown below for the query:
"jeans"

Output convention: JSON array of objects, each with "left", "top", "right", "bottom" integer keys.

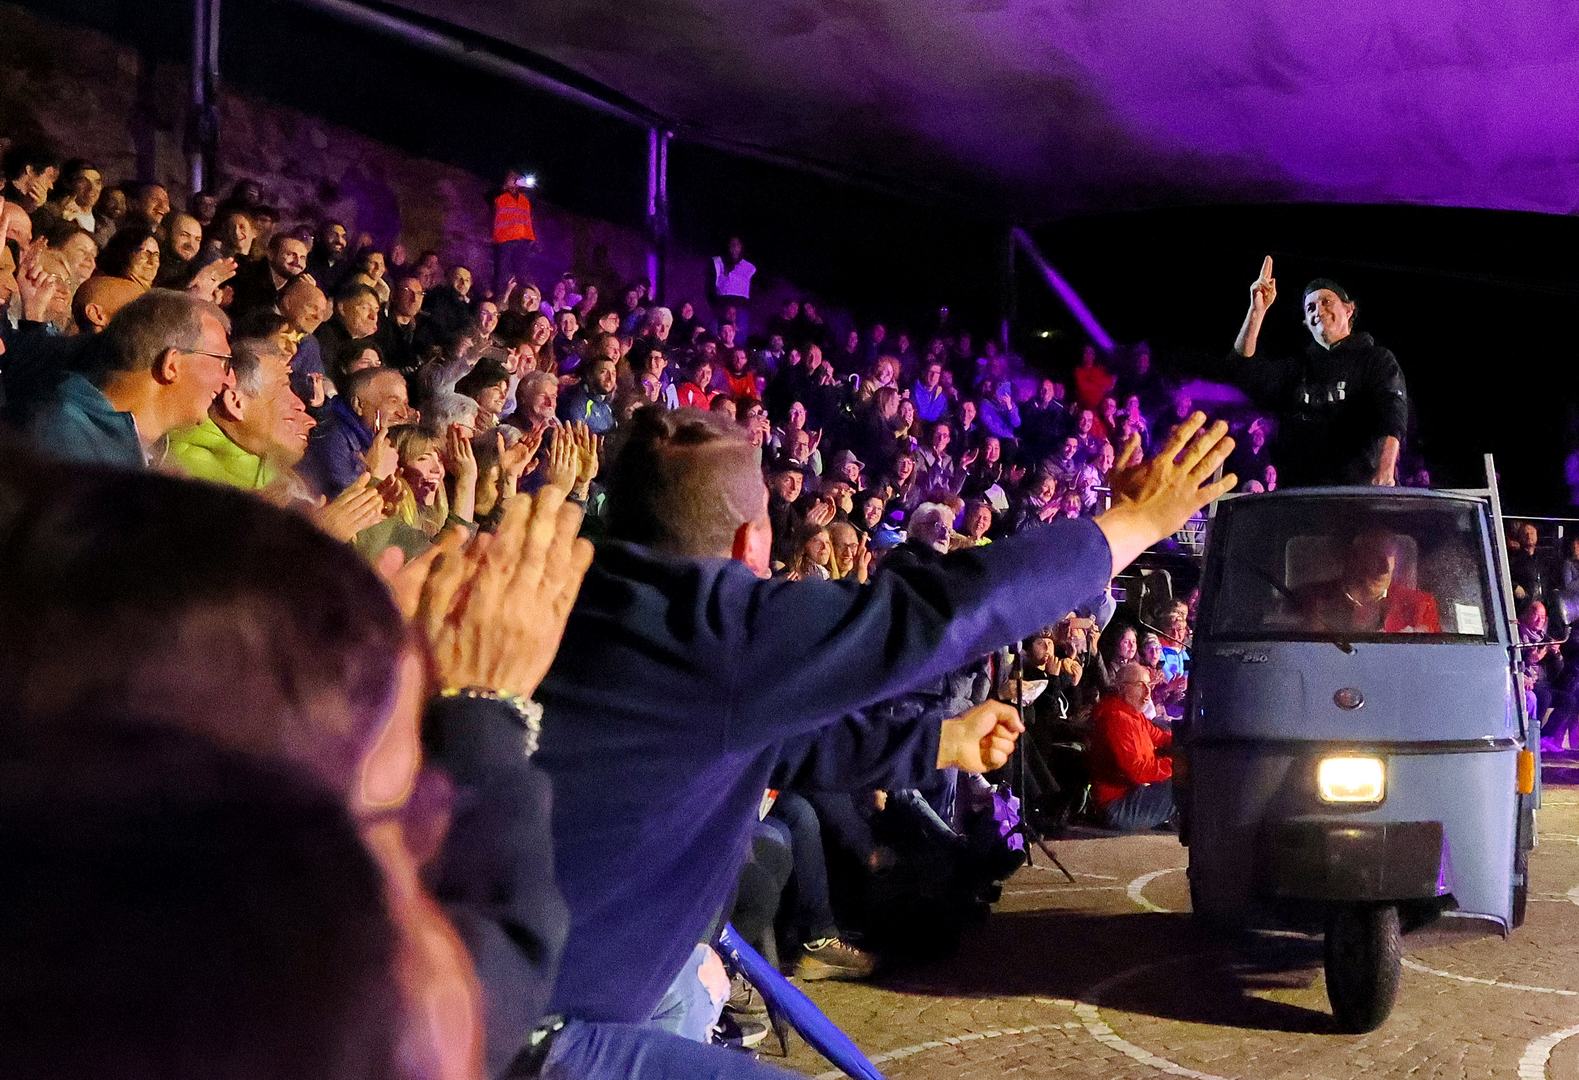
[
  {"left": 1099, "top": 780, "right": 1175, "bottom": 831},
  {"left": 768, "top": 792, "right": 837, "bottom": 942},
  {"left": 540, "top": 1019, "right": 798, "bottom": 1079},
  {"left": 730, "top": 819, "right": 793, "bottom": 954},
  {"left": 647, "top": 943, "right": 722, "bottom": 1043},
  {"left": 494, "top": 239, "right": 536, "bottom": 295}
]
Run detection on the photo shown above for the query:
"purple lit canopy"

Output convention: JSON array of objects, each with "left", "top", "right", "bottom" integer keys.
[{"left": 374, "top": 0, "right": 1579, "bottom": 221}]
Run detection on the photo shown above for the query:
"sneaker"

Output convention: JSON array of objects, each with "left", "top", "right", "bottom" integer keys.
[
  {"left": 727, "top": 973, "right": 768, "bottom": 1017},
  {"left": 713, "top": 1009, "right": 768, "bottom": 1050},
  {"left": 795, "top": 936, "right": 876, "bottom": 981}
]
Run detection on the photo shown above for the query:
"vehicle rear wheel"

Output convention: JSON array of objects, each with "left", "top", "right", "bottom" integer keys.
[{"left": 1324, "top": 903, "right": 1401, "bottom": 1034}]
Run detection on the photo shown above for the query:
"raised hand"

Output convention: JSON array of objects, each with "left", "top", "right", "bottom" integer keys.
[
  {"left": 1249, "top": 255, "right": 1277, "bottom": 316},
  {"left": 938, "top": 701, "right": 1025, "bottom": 773},
  {"left": 15, "top": 239, "right": 61, "bottom": 323},
  {"left": 415, "top": 487, "right": 594, "bottom": 700},
  {"left": 855, "top": 535, "right": 872, "bottom": 584},
  {"left": 805, "top": 499, "right": 836, "bottom": 528},
  {"left": 499, "top": 429, "right": 541, "bottom": 492},
  {"left": 1097, "top": 413, "right": 1236, "bottom": 572},
  {"left": 545, "top": 424, "right": 580, "bottom": 491},
  {"left": 363, "top": 420, "right": 398, "bottom": 482},
  {"left": 312, "top": 473, "right": 390, "bottom": 541},
  {"left": 188, "top": 256, "right": 239, "bottom": 304},
  {"left": 443, "top": 424, "right": 478, "bottom": 484},
  {"left": 570, "top": 424, "right": 600, "bottom": 488}
]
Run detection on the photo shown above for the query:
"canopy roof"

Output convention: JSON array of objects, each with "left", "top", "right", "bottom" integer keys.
[{"left": 379, "top": 0, "right": 1579, "bottom": 221}]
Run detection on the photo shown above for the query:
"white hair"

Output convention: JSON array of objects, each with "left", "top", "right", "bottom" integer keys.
[{"left": 425, "top": 392, "right": 479, "bottom": 429}]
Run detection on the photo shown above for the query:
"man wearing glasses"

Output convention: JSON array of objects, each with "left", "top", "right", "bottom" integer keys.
[
  {"left": 26, "top": 289, "right": 233, "bottom": 468},
  {"left": 1087, "top": 661, "right": 1177, "bottom": 830}
]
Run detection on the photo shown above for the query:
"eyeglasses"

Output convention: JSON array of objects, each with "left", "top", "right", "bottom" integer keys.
[{"left": 184, "top": 348, "right": 234, "bottom": 373}]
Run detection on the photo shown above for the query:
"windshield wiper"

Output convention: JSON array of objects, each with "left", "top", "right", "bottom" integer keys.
[{"left": 1237, "top": 559, "right": 1355, "bottom": 654}]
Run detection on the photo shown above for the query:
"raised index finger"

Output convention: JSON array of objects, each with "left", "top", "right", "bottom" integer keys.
[{"left": 1259, "top": 255, "right": 1273, "bottom": 282}]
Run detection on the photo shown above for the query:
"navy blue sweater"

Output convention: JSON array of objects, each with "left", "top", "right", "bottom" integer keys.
[{"left": 535, "top": 516, "right": 1113, "bottom": 1023}]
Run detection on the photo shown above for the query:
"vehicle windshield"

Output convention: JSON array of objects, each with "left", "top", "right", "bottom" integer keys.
[{"left": 1204, "top": 496, "right": 1496, "bottom": 644}]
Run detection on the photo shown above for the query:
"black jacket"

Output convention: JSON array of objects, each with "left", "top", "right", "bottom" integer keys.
[{"left": 1219, "top": 331, "right": 1407, "bottom": 486}]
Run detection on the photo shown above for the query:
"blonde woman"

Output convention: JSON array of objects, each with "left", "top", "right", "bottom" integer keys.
[{"left": 389, "top": 424, "right": 479, "bottom": 538}]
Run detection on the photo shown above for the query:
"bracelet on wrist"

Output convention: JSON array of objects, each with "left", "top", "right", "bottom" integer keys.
[{"left": 438, "top": 686, "right": 543, "bottom": 757}]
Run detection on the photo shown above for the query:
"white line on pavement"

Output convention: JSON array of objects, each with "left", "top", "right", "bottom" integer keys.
[
  {"left": 1401, "top": 958, "right": 1578, "bottom": 996},
  {"left": 1126, "top": 867, "right": 1184, "bottom": 913},
  {"left": 1517, "top": 1020, "right": 1579, "bottom": 1079}
]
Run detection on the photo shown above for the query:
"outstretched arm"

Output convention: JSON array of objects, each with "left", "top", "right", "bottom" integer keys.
[{"left": 1234, "top": 255, "right": 1277, "bottom": 357}]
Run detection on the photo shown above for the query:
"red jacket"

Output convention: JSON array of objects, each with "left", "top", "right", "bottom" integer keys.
[
  {"left": 1087, "top": 694, "right": 1173, "bottom": 808},
  {"left": 717, "top": 369, "right": 761, "bottom": 400},
  {"left": 676, "top": 382, "right": 714, "bottom": 409}
]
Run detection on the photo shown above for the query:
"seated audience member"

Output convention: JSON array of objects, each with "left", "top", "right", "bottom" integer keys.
[
  {"left": 300, "top": 365, "right": 415, "bottom": 498},
  {"left": 388, "top": 423, "right": 477, "bottom": 537},
  {"left": 69, "top": 272, "right": 145, "bottom": 334},
  {"left": 0, "top": 724, "right": 412, "bottom": 1080},
  {"left": 307, "top": 220, "right": 353, "bottom": 293},
  {"left": 766, "top": 791, "right": 876, "bottom": 980},
  {"left": 514, "top": 371, "right": 560, "bottom": 435},
  {"left": 424, "top": 264, "right": 475, "bottom": 334},
  {"left": 676, "top": 358, "right": 716, "bottom": 409},
  {"left": 375, "top": 272, "right": 426, "bottom": 373},
  {"left": 979, "top": 381, "right": 1021, "bottom": 440},
  {"left": 27, "top": 289, "right": 232, "bottom": 468},
  {"left": 316, "top": 281, "right": 382, "bottom": 359},
  {"left": 165, "top": 334, "right": 307, "bottom": 490},
  {"left": 229, "top": 232, "right": 309, "bottom": 317},
  {"left": 715, "top": 345, "right": 761, "bottom": 399},
  {"left": 558, "top": 356, "right": 617, "bottom": 434},
  {"left": 426, "top": 392, "right": 481, "bottom": 439},
  {"left": 156, "top": 212, "right": 204, "bottom": 287},
  {"left": 456, "top": 357, "right": 513, "bottom": 431},
  {"left": 1087, "top": 662, "right": 1175, "bottom": 830},
  {"left": 0, "top": 450, "right": 593, "bottom": 1078},
  {"left": 98, "top": 223, "right": 162, "bottom": 289},
  {"left": 278, "top": 275, "right": 330, "bottom": 406},
  {"left": 827, "top": 520, "right": 871, "bottom": 583},
  {"left": 785, "top": 523, "right": 835, "bottom": 580}
]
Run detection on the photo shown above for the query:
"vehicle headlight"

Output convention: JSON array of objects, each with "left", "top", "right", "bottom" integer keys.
[{"left": 1317, "top": 756, "right": 1385, "bottom": 803}]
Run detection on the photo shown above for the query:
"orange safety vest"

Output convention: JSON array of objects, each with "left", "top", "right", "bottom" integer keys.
[{"left": 492, "top": 191, "right": 536, "bottom": 244}]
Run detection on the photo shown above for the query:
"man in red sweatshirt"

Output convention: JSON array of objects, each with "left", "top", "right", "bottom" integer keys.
[{"left": 1087, "top": 662, "right": 1176, "bottom": 830}]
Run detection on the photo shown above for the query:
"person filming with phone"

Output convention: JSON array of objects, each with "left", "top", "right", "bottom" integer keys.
[{"left": 492, "top": 169, "right": 538, "bottom": 296}]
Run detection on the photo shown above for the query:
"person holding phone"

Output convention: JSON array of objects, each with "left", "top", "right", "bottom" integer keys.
[{"left": 492, "top": 169, "right": 538, "bottom": 296}]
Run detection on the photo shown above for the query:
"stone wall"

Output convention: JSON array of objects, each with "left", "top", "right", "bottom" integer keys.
[{"left": 0, "top": 2, "right": 730, "bottom": 306}]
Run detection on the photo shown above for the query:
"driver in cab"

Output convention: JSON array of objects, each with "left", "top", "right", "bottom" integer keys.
[{"left": 1296, "top": 533, "right": 1442, "bottom": 635}]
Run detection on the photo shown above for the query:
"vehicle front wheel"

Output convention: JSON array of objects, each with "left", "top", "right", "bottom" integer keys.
[{"left": 1324, "top": 903, "right": 1402, "bottom": 1034}]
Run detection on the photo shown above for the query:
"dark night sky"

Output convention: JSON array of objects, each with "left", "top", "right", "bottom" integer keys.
[{"left": 1022, "top": 205, "right": 1579, "bottom": 511}]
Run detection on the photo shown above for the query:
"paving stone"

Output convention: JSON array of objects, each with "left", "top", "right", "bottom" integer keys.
[{"left": 775, "top": 787, "right": 1579, "bottom": 1079}]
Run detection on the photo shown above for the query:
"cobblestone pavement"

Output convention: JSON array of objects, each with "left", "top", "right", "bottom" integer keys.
[{"left": 766, "top": 777, "right": 1579, "bottom": 1080}]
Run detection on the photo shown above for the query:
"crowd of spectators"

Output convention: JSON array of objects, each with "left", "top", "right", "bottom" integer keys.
[{"left": 2, "top": 132, "right": 1245, "bottom": 1080}]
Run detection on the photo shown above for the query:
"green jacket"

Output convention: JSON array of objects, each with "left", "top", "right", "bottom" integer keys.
[{"left": 165, "top": 416, "right": 277, "bottom": 491}]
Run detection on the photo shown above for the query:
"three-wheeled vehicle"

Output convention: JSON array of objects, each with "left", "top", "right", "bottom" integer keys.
[{"left": 1178, "top": 463, "right": 1539, "bottom": 1033}]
